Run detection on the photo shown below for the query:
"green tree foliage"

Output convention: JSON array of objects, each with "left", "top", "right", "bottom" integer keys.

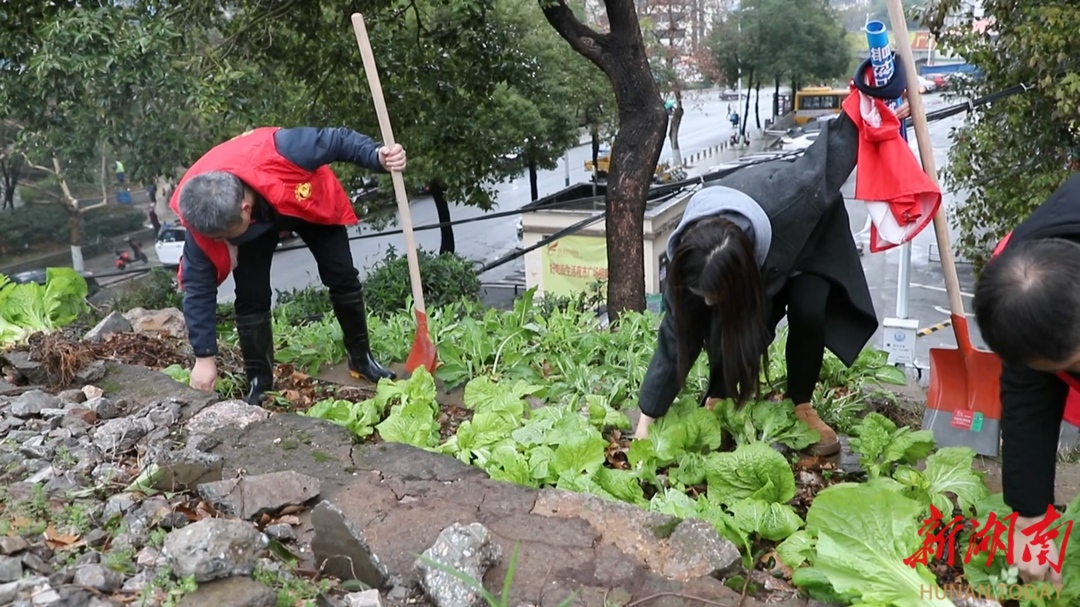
[
  {"left": 199, "top": 0, "right": 586, "bottom": 254},
  {"left": 707, "top": 0, "right": 850, "bottom": 130},
  {"left": 3, "top": 1, "right": 246, "bottom": 267},
  {"left": 924, "top": 2, "right": 1080, "bottom": 266}
]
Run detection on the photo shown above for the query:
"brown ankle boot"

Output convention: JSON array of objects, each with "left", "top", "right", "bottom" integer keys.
[{"left": 794, "top": 403, "right": 840, "bottom": 456}]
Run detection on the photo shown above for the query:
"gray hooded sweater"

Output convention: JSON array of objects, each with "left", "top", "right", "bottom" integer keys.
[{"left": 666, "top": 185, "right": 772, "bottom": 266}]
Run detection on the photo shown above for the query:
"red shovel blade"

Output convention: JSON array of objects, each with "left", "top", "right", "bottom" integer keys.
[{"left": 404, "top": 310, "right": 438, "bottom": 374}]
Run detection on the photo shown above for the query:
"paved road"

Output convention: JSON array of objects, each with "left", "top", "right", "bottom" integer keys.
[{"left": 211, "top": 90, "right": 776, "bottom": 303}]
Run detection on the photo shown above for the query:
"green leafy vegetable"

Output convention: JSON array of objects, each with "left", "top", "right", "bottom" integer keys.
[
  {"left": 849, "top": 413, "right": 935, "bottom": 479},
  {"left": 0, "top": 268, "right": 89, "bottom": 347},
  {"left": 713, "top": 398, "right": 820, "bottom": 451},
  {"left": 798, "top": 482, "right": 952, "bottom": 606},
  {"left": 893, "top": 446, "right": 989, "bottom": 517}
]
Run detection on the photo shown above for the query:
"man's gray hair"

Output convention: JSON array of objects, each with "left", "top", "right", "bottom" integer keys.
[{"left": 177, "top": 171, "right": 246, "bottom": 235}]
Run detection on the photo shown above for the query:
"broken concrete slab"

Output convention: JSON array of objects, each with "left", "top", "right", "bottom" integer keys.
[
  {"left": 98, "top": 362, "right": 217, "bottom": 419},
  {"left": 151, "top": 449, "right": 224, "bottom": 492},
  {"left": 197, "top": 470, "right": 320, "bottom": 520},
  {"left": 310, "top": 501, "right": 388, "bottom": 590}
]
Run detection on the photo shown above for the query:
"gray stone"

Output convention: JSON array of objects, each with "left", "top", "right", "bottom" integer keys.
[
  {"left": 57, "top": 389, "right": 86, "bottom": 404},
  {"left": 135, "top": 547, "right": 161, "bottom": 569},
  {"left": 264, "top": 523, "right": 295, "bottom": 542},
  {"left": 185, "top": 400, "right": 269, "bottom": 435},
  {"left": 310, "top": 501, "right": 388, "bottom": 589},
  {"left": 151, "top": 449, "right": 224, "bottom": 492},
  {"left": 41, "top": 474, "right": 78, "bottom": 496},
  {"left": 666, "top": 518, "right": 741, "bottom": 581},
  {"left": 0, "top": 537, "right": 28, "bottom": 556},
  {"left": 197, "top": 470, "right": 320, "bottom": 520},
  {"left": 74, "top": 360, "right": 107, "bottom": 385},
  {"left": 20, "top": 552, "right": 51, "bottom": 575},
  {"left": 91, "top": 417, "right": 155, "bottom": 453},
  {"left": 415, "top": 523, "right": 502, "bottom": 607},
  {"left": 177, "top": 576, "right": 278, "bottom": 607},
  {"left": 0, "top": 576, "right": 49, "bottom": 605},
  {"left": 103, "top": 493, "right": 137, "bottom": 520},
  {"left": 343, "top": 590, "right": 384, "bottom": 607},
  {"left": 84, "top": 397, "right": 124, "bottom": 421},
  {"left": 73, "top": 564, "right": 123, "bottom": 593},
  {"left": 83, "top": 312, "right": 134, "bottom": 344},
  {"left": 161, "top": 518, "right": 267, "bottom": 583},
  {"left": 0, "top": 555, "right": 22, "bottom": 583},
  {"left": 1, "top": 351, "right": 49, "bottom": 385},
  {"left": 9, "top": 390, "right": 60, "bottom": 419}
]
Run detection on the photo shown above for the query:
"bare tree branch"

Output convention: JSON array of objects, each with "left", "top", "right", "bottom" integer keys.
[{"left": 540, "top": 0, "right": 608, "bottom": 69}]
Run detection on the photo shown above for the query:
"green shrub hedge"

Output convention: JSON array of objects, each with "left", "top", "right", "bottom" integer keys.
[{"left": 0, "top": 204, "right": 146, "bottom": 256}]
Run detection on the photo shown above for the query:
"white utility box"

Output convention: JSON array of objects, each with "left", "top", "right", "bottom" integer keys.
[{"left": 882, "top": 317, "right": 920, "bottom": 366}]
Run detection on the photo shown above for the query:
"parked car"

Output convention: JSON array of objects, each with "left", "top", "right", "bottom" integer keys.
[
  {"left": 155, "top": 225, "right": 186, "bottom": 268},
  {"left": 10, "top": 269, "right": 101, "bottom": 298},
  {"left": 719, "top": 89, "right": 743, "bottom": 101}
]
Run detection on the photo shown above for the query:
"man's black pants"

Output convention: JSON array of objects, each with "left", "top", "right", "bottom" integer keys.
[{"left": 232, "top": 221, "right": 360, "bottom": 316}]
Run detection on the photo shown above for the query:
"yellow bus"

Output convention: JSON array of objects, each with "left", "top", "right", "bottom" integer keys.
[{"left": 793, "top": 87, "right": 850, "bottom": 125}]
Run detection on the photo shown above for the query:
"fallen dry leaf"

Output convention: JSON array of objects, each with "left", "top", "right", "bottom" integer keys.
[
  {"left": 43, "top": 524, "right": 81, "bottom": 550},
  {"left": 275, "top": 515, "right": 301, "bottom": 526},
  {"left": 278, "top": 504, "right": 306, "bottom": 516}
]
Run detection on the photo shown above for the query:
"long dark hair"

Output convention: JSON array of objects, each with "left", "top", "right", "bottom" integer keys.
[{"left": 669, "top": 216, "right": 771, "bottom": 406}]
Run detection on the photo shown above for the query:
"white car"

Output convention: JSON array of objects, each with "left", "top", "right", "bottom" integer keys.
[{"left": 155, "top": 225, "right": 186, "bottom": 268}]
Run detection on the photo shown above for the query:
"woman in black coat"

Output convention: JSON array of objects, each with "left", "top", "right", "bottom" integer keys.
[{"left": 634, "top": 78, "right": 911, "bottom": 456}]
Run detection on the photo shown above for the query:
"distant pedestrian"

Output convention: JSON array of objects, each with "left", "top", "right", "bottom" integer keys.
[
  {"left": 146, "top": 182, "right": 157, "bottom": 204},
  {"left": 148, "top": 207, "right": 161, "bottom": 235},
  {"left": 115, "top": 161, "right": 126, "bottom": 184}
]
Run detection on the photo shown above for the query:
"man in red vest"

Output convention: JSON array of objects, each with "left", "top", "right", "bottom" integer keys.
[
  {"left": 972, "top": 172, "right": 1080, "bottom": 589},
  {"left": 168, "top": 126, "right": 407, "bottom": 404}
]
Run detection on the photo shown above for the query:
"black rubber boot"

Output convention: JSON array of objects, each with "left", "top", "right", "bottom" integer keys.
[
  {"left": 330, "top": 290, "right": 397, "bottom": 383},
  {"left": 236, "top": 312, "right": 275, "bottom": 405}
]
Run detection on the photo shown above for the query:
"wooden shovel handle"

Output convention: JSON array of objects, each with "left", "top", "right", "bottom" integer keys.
[
  {"left": 885, "top": 0, "right": 965, "bottom": 318},
  {"left": 351, "top": 13, "right": 427, "bottom": 315}
]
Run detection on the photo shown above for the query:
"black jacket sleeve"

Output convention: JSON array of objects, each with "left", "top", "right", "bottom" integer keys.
[
  {"left": 179, "top": 231, "right": 220, "bottom": 358},
  {"left": 639, "top": 286, "right": 702, "bottom": 418},
  {"left": 1000, "top": 360, "right": 1068, "bottom": 517},
  {"left": 273, "top": 127, "right": 388, "bottom": 173}
]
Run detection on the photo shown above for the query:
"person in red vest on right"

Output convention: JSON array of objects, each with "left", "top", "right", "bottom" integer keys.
[
  {"left": 169, "top": 126, "right": 406, "bottom": 405},
  {"left": 972, "top": 172, "right": 1080, "bottom": 590}
]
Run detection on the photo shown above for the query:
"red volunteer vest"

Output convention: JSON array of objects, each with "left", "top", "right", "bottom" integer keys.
[
  {"left": 991, "top": 232, "right": 1080, "bottom": 424},
  {"left": 168, "top": 127, "right": 359, "bottom": 286}
]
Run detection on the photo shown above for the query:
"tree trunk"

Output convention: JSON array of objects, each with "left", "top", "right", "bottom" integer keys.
[
  {"left": 53, "top": 156, "right": 85, "bottom": 271},
  {"left": 669, "top": 88, "right": 684, "bottom": 167},
  {"left": 528, "top": 160, "right": 539, "bottom": 201},
  {"left": 0, "top": 159, "right": 19, "bottom": 210},
  {"left": 754, "top": 83, "right": 761, "bottom": 130},
  {"left": 773, "top": 77, "right": 780, "bottom": 117},
  {"left": 429, "top": 179, "right": 455, "bottom": 255},
  {"left": 741, "top": 70, "right": 754, "bottom": 137},
  {"left": 543, "top": 0, "right": 668, "bottom": 318}
]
